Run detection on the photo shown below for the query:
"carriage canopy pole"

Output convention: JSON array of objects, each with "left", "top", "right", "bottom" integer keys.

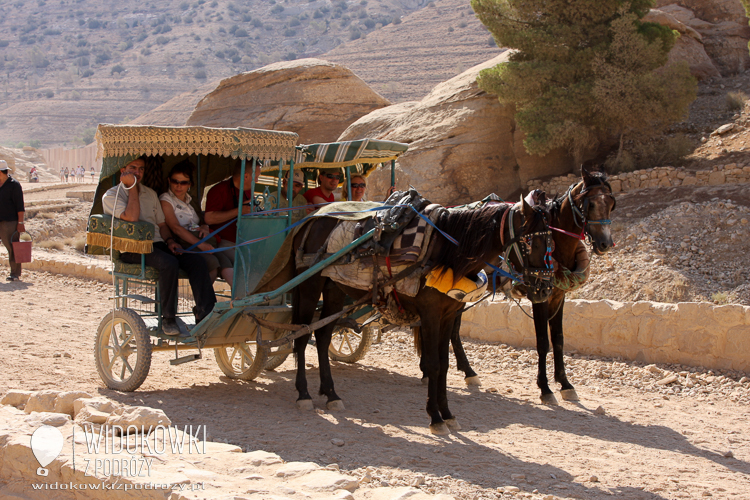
[
  {"left": 287, "top": 159, "right": 294, "bottom": 228},
  {"left": 277, "top": 159, "right": 283, "bottom": 214},
  {"left": 233, "top": 157, "right": 248, "bottom": 293},
  {"left": 213, "top": 228, "right": 376, "bottom": 311},
  {"left": 196, "top": 155, "right": 202, "bottom": 203},
  {"left": 346, "top": 166, "right": 352, "bottom": 201},
  {"left": 390, "top": 160, "right": 395, "bottom": 189}
]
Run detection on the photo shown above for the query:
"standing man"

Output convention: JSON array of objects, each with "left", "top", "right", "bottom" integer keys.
[
  {"left": 102, "top": 156, "right": 216, "bottom": 335},
  {"left": 302, "top": 170, "right": 340, "bottom": 213},
  {"left": 0, "top": 160, "right": 25, "bottom": 281}
]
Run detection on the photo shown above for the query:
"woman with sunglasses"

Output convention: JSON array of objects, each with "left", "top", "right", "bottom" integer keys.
[
  {"left": 344, "top": 174, "right": 367, "bottom": 202},
  {"left": 159, "top": 160, "right": 233, "bottom": 284}
]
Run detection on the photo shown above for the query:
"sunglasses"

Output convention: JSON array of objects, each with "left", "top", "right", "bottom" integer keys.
[
  {"left": 351, "top": 183, "right": 366, "bottom": 189},
  {"left": 323, "top": 173, "right": 341, "bottom": 180},
  {"left": 170, "top": 179, "right": 190, "bottom": 186}
]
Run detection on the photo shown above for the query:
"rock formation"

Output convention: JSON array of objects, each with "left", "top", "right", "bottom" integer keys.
[
  {"left": 338, "top": 52, "right": 575, "bottom": 205},
  {"left": 652, "top": 1, "right": 750, "bottom": 76},
  {"left": 130, "top": 81, "right": 220, "bottom": 126},
  {"left": 187, "top": 58, "right": 391, "bottom": 144}
]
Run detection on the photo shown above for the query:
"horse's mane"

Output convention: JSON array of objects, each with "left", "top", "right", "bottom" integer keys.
[{"left": 433, "top": 204, "right": 509, "bottom": 280}]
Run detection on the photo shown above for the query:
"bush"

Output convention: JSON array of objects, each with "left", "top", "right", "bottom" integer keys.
[
  {"left": 313, "top": 9, "right": 323, "bottom": 18},
  {"left": 349, "top": 28, "right": 361, "bottom": 40},
  {"left": 193, "top": 59, "right": 205, "bottom": 68},
  {"left": 392, "top": 17, "right": 401, "bottom": 25},
  {"left": 364, "top": 18, "right": 375, "bottom": 28},
  {"left": 234, "top": 28, "right": 248, "bottom": 37},
  {"left": 284, "top": 52, "right": 296, "bottom": 61},
  {"left": 0, "top": 41, "right": 8, "bottom": 48},
  {"left": 29, "top": 139, "right": 41, "bottom": 148},
  {"left": 726, "top": 91, "right": 748, "bottom": 111},
  {"left": 82, "top": 69, "right": 94, "bottom": 77},
  {"left": 271, "top": 4, "right": 284, "bottom": 14},
  {"left": 448, "top": 26, "right": 454, "bottom": 32},
  {"left": 155, "top": 36, "right": 169, "bottom": 45},
  {"left": 71, "top": 91, "right": 81, "bottom": 101},
  {"left": 111, "top": 64, "right": 125, "bottom": 74},
  {"left": 194, "top": 69, "right": 207, "bottom": 79},
  {"left": 45, "top": 90, "right": 54, "bottom": 98},
  {"left": 87, "top": 19, "right": 101, "bottom": 29},
  {"left": 289, "top": 17, "right": 301, "bottom": 27}
]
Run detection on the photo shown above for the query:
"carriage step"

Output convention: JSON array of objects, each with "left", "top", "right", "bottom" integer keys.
[
  {"left": 110, "top": 294, "right": 157, "bottom": 304},
  {"left": 170, "top": 353, "right": 202, "bottom": 365}
]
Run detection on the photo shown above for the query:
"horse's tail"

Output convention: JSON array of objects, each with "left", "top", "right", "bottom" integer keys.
[{"left": 412, "top": 325, "right": 421, "bottom": 356}]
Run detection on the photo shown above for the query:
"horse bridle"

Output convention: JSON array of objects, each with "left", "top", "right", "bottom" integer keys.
[
  {"left": 504, "top": 205, "right": 555, "bottom": 295},
  {"left": 567, "top": 180, "right": 616, "bottom": 241}
]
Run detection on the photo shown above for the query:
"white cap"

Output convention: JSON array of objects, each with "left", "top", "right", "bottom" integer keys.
[
  {"left": 0, "top": 160, "right": 8, "bottom": 171},
  {"left": 286, "top": 170, "right": 304, "bottom": 183}
]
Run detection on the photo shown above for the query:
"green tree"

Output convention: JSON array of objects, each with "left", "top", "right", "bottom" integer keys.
[{"left": 471, "top": 0, "right": 697, "bottom": 163}]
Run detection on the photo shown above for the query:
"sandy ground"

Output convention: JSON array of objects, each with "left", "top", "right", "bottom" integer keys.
[{"left": 1, "top": 270, "right": 749, "bottom": 500}]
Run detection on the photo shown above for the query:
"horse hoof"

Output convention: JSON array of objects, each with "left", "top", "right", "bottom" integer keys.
[
  {"left": 421, "top": 377, "right": 429, "bottom": 386},
  {"left": 445, "top": 418, "right": 461, "bottom": 431},
  {"left": 429, "top": 422, "right": 450, "bottom": 435},
  {"left": 540, "top": 393, "right": 559, "bottom": 405},
  {"left": 464, "top": 376, "right": 481, "bottom": 387},
  {"left": 327, "top": 400, "right": 345, "bottom": 411},
  {"left": 296, "top": 399, "right": 314, "bottom": 410},
  {"left": 560, "top": 388, "right": 579, "bottom": 401}
]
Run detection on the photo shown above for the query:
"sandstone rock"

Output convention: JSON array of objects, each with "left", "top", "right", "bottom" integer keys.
[
  {"left": 657, "top": 374, "right": 679, "bottom": 385},
  {"left": 594, "top": 406, "right": 606, "bottom": 415},
  {"left": 1, "top": 390, "right": 33, "bottom": 408},
  {"left": 24, "top": 390, "right": 61, "bottom": 414},
  {"left": 708, "top": 171, "right": 726, "bottom": 185},
  {"left": 73, "top": 397, "right": 121, "bottom": 418},
  {"left": 291, "top": 470, "right": 359, "bottom": 492},
  {"left": 338, "top": 52, "right": 575, "bottom": 205},
  {"left": 25, "top": 411, "right": 70, "bottom": 427},
  {"left": 187, "top": 58, "right": 390, "bottom": 143},
  {"left": 245, "top": 450, "right": 284, "bottom": 466},
  {"left": 105, "top": 405, "right": 172, "bottom": 429},
  {"left": 368, "top": 486, "right": 450, "bottom": 500},
  {"left": 52, "top": 391, "right": 92, "bottom": 416},
  {"left": 275, "top": 461, "right": 320, "bottom": 477},
  {"left": 131, "top": 81, "right": 220, "bottom": 126},
  {"left": 644, "top": 8, "right": 720, "bottom": 80},
  {"left": 75, "top": 407, "right": 110, "bottom": 425}
]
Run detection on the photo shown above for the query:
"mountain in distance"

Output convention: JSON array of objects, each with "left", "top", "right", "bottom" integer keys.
[{"left": 0, "top": 0, "right": 433, "bottom": 147}]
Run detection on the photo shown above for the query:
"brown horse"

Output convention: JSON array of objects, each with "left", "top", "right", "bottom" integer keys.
[
  {"left": 446, "top": 167, "right": 616, "bottom": 402},
  {"left": 290, "top": 198, "right": 554, "bottom": 434}
]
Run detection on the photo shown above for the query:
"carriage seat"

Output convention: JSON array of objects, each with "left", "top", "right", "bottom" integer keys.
[{"left": 86, "top": 214, "right": 189, "bottom": 280}]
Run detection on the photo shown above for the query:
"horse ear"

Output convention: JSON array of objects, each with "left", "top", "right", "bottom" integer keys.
[
  {"left": 521, "top": 195, "right": 534, "bottom": 219},
  {"left": 580, "top": 164, "right": 594, "bottom": 183}
]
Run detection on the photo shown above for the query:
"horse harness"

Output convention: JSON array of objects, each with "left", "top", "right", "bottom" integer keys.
[{"left": 502, "top": 204, "right": 555, "bottom": 297}]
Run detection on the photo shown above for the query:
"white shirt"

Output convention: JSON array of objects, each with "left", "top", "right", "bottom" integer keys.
[
  {"left": 102, "top": 183, "right": 166, "bottom": 242},
  {"left": 159, "top": 190, "right": 200, "bottom": 230}
]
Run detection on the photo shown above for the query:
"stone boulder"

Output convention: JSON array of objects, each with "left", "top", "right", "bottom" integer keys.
[
  {"left": 52, "top": 390, "right": 92, "bottom": 416},
  {"left": 644, "top": 8, "right": 721, "bottom": 79},
  {"left": 131, "top": 81, "right": 219, "bottom": 126},
  {"left": 338, "top": 52, "right": 575, "bottom": 205},
  {"left": 655, "top": 2, "right": 750, "bottom": 75},
  {"left": 187, "top": 58, "right": 391, "bottom": 144},
  {"left": 105, "top": 405, "right": 172, "bottom": 430},
  {"left": 24, "top": 390, "right": 60, "bottom": 414}
]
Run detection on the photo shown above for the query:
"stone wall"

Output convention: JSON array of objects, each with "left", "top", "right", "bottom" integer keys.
[
  {"left": 460, "top": 299, "right": 750, "bottom": 371},
  {"left": 528, "top": 162, "right": 750, "bottom": 196}
]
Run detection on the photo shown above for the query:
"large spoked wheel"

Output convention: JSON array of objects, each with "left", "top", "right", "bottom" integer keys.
[
  {"left": 264, "top": 341, "right": 291, "bottom": 371},
  {"left": 95, "top": 308, "right": 152, "bottom": 392},
  {"left": 328, "top": 325, "right": 375, "bottom": 363},
  {"left": 214, "top": 341, "right": 268, "bottom": 381}
]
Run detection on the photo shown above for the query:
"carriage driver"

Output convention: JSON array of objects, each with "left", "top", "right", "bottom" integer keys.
[{"left": 102, "top": 156, "right": 217, "bottom": 336}]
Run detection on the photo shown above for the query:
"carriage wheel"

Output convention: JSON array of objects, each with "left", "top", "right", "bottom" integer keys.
[
  {"left": 214, "top": 341, "right": 268, "bottom": 381},
  {"left": 328, "top": 325, "right": 375, "bottom": 363},
  {"left": 95, "top": 308, "right": 152, "bottom": 392},
  {"left": 264, "top": 352, "right": 290, "bottom": 371}
]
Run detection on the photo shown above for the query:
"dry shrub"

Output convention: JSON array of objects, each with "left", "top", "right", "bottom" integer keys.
[
  {"left": 664, "top": 276, "right": 690, "bottom": 302},
  {"left": 34, "top": 212, "right": 56, "bottom": 219},
  {"left": 726, "top": 91, "right": 748, "bottom": 111},
  {"left": 38, "top": 240, "right": 64, "bottom": 251},
  {"left": 711, "top": 291, "right": 730, "bottom": 304},
  {"left": 73, "top": 237, "right": 86, "bottom": 252}
]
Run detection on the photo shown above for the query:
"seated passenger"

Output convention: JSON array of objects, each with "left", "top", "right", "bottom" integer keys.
[
  {"left": 303, "top": 170, "right": 340, "bottom": 213},
  {"left": 159, "top": 160, "right": 233, "bottom": 284},
  {"left": 203, "top": 161, "right": 260, "bottom": 281},
  {"left": 102, "top": 156, "right": 217, "bottom": 335},
  {"left": 281, "top": 170, "right": 308, "bottom": 223},
  {"left": 344, "top": 174, "right": 367, "bottom": 202}
]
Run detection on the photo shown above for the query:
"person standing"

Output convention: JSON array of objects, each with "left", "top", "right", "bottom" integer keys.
[
  {"left": 64, "top": 167, "right": 69, "bottom": 182},
  {"left": 90, "top": 166, "right": 96, "bottom": 183},
  {"left": 59, "top": 167, "right": 64, "bottom": 182},
  {"left": 0, "top": 160, "right": 26, "bottom": 281}
]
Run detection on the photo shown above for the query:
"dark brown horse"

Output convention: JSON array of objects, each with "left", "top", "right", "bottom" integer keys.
[
  {"left": 445, "top": 167, "right": 616, "bottom": 403},
  {"left": 290, "top": 199, "right": 554, "bottom": 434}
]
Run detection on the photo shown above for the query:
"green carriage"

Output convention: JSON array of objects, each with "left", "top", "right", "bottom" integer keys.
[{"left": 88, "top": 124, "right": 408, "bottom": 391}]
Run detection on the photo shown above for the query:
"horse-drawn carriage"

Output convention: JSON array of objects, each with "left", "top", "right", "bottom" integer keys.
[
  {"left": 87, "top": 124, "right": 408, "bottom": 391},
  {"left": 87, "top": 123, "right": 611, "bottom": 433}
]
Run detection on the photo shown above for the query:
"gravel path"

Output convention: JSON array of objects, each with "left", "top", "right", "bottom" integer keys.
[{"left": 2, "top": 271, "right": 749, "bottom": 500}]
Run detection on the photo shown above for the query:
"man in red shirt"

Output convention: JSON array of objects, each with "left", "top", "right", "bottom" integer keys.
[
  {"left": 303, "top": 170, "right": 340, "bottom": 213},
  {"left": 203, "top": 162, "right": 260, "bottom": 284}
]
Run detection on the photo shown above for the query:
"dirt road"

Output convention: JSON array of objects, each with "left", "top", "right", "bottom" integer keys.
[{"left": 1, "top": 270, "right": 749, "bottom": 500}]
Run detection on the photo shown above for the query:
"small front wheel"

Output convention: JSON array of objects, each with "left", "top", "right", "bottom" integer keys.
[
  {"left": 214, "top": 341, "right": 268, "bottom": 381},
  {"left": 95, "top": 308, "right": 152, "bottom": 392},
  {"left": 328, "top": 325, "right": 375, "bottom": 363}
]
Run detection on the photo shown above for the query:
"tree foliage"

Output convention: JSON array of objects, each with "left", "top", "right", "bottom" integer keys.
[{"left": 471, "top": 0, "right": 697, "bottom": 161}]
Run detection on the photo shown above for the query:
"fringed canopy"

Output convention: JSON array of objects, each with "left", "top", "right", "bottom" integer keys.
[{"left": 96, "top": 124, "right": 299, "bottom": 179}]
